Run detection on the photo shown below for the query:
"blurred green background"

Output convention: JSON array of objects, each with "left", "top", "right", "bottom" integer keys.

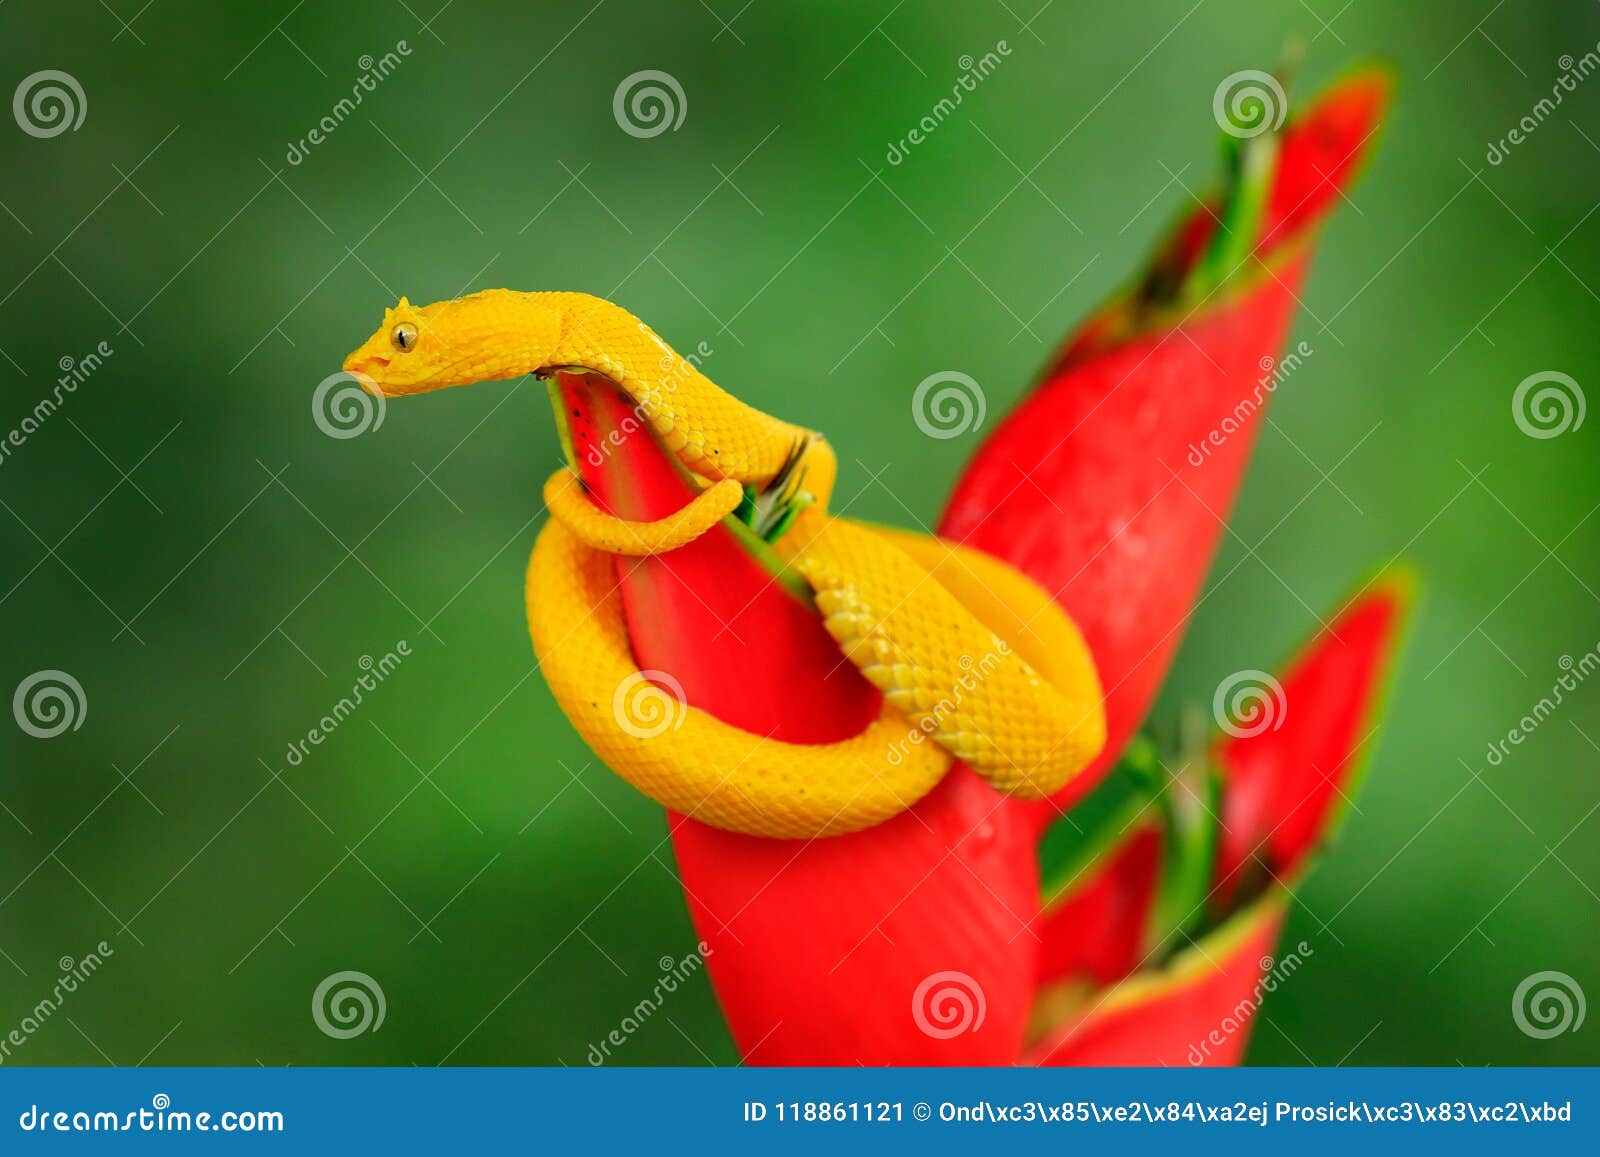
[{"left": 2, "top": 0, "right": 1597, "bottom": 1066}]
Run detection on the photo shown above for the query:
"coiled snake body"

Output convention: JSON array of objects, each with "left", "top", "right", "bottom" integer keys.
[{"left": 344, "top": 290, "right": 1105, "bottom": 837}]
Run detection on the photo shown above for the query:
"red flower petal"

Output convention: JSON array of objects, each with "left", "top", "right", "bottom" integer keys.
[
  {"left": 1213, "top": 568, "right": 1418, "bottom": 902},
  {"left": 939, "top": 71, "right": 1392, "bottom": 829},
  {"left": 674, "top": 771, "right": 1038, "bottom": 1064},
  {"left": 1261, "top": 69, "right": 1393, "bottom": 253},
  {"left": 1029, "top": 566, "right": 1415, "bottom": 1066},
  {"left": 1036, "top": 813, "right": 1164, "bottom": 989},
  {"left": 1026, "top": 892, "right": 1286, "bottom": 1066},
  {"left": 941, "top": 270, "right": 1305, "bottom": 823}
]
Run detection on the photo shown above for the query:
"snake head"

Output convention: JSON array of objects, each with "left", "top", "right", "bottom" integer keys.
[{"left": 342, "top": 290, "right": 563, "bottom": 396}]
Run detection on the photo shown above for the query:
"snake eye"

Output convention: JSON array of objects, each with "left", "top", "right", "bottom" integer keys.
[{"left": 390, "top": 322, "right": 419, "bottom": 353}]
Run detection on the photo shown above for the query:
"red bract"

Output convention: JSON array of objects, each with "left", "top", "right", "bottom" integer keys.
[
  {"left": 566, "top": 71, "right": 1402, "bottom": 1065},
  {"left": 1036, "top": 815, "right": 1164, "bottom": 990},
  {"left": 1029, "top": 896, "right": 1288, "bottom": 1066},
  {"left": 1028, "top": 572, "right": 1414, "bottom": 1065},
  {"left": 942, "top": 69, "right": 1394, "bottom": 828},
  {"left": 1212, "top": 567, "right": 1417, "bottom": 904}
]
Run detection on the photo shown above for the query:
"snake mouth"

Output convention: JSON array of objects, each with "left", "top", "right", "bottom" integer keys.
[{"left": 341, "top": 354, "right": 390, "bottom": 394}]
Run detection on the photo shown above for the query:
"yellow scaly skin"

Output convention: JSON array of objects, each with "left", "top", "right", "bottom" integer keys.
[{"left": 343, "top": 289, "right": 1107, "bottom": 837}]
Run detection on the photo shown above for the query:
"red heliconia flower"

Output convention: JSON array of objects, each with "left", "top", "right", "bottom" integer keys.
[
  {"left": 562, "top": 70, "right": 1405, "bottom": 1066},
  {"left": 1026, "top": 567, "right": 1414, "bottom": 1065}
]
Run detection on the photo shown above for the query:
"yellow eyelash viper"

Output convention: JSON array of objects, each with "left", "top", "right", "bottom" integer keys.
[{"left": 343, "top": 289, "right": 1106, "bottom": 837}]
